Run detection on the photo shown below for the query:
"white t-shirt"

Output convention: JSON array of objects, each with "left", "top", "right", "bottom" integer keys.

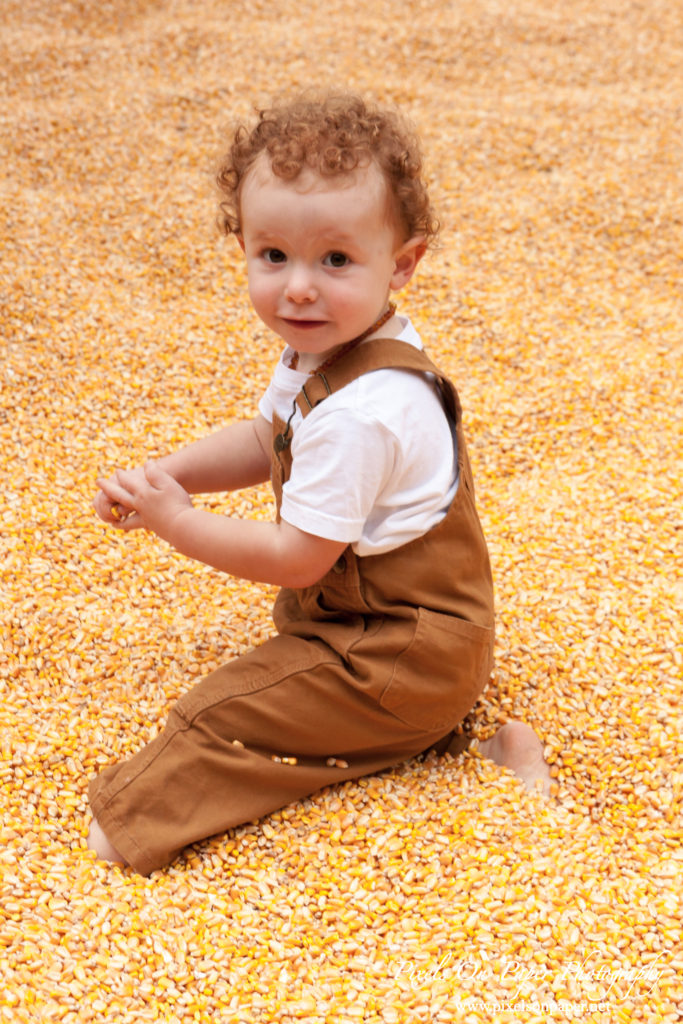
[{"left": 258, "top": 316, "right": 459, "bottom": 556}]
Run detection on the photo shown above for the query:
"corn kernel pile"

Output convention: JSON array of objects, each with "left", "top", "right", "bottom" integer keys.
[{"left": 1, "top": 0, "right": 681, "bottom": 1021}]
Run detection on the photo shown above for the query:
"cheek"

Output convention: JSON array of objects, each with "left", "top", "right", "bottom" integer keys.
[
  {"left": 246, "top": 269, "right": 275, "bottom": 314},
  {"left": 326, "top": 274, "right": 369, "bottom": 311},
  {"left": 335, "top": 274, "right": 387, "bottom": 321}
]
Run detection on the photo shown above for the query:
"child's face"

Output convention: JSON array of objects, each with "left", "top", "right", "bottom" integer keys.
[{"left": 238, "top": 157, "right": 424, "bottom": 366}]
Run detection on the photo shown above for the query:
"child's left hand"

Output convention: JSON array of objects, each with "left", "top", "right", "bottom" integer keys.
[{"left": 97, "top": 461, "right": 194, "bottom": 540}]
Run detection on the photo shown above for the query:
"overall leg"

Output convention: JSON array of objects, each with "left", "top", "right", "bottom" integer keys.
[{"left": 88, "top": 632, "right": 448, "bottom": 875}]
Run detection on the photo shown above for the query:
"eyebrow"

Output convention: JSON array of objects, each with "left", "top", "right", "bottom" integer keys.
[
  {"left": 245, "top": 227, "right": 358, "bottom": 250},
  {"left": 244, "top": 228, "right": 280, "bottom": 242}
]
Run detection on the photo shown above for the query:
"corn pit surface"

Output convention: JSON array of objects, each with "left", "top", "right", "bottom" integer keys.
[{"left": 1, "top": 0, "right": 681, "bottom": 1021}]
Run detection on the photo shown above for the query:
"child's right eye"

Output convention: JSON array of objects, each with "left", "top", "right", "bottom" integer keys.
[{"left": 263, "top": 248, "right": 287, "bottom": 264}]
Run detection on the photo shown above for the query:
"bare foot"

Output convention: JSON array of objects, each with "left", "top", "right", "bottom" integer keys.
[
  {"left": 87, "top": 817, "right": 128, "bottom": 866},
  {"left": 477, "top": 721, "right": 552, "bottom": 796}
]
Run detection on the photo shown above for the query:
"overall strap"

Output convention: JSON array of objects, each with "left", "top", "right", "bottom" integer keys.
[{"left": 294, "top": 337, "right": 459, "bottom": 425}]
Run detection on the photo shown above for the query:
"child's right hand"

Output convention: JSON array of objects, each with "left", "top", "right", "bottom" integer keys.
[{"left": 94, "top": 468, "right": 146, "bottom": 530}]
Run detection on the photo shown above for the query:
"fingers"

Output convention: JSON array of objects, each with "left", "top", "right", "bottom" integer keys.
[
  {"left": 95, "top": 471, "right": 139, "bottom": 527},
  {"left": 114, "top": 509, "right": 143, "bottom": 531},
  {"left": 93, "top": 490, "right": 136, "bottom": 528},
  {"left": 97, "top": 473, "right": 131, "bottom": 503},
  {"left": 93, "top": 487, "right": 122, "bottom": 524},
  {"left": 94, "top": 462, "right": 187, "bottom": 535},
  {"left": 113, "top": 466, "right": 146, "bottom": 496},
  {"left": 143, "top": 459, "right": 172, "bottom": 488}
]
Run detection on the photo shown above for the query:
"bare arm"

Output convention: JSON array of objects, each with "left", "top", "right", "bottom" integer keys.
[
  {"left": 94, "top": 414, "right": 272, "bottom": 528},
  {"left": 155, "top": 414, "right": 272, "bottom": 494},
  {"left": 97, "top": 461, "right": 347, "bottom": 588}
]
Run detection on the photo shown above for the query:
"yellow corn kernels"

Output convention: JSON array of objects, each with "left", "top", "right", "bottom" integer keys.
[{"left": 1, "top": 0, "right": 681, "bottom": 1021}]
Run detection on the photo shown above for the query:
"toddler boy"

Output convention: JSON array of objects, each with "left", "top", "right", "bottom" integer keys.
[{"left": 89, "top": 93, "right": 549, "bottom": 874}]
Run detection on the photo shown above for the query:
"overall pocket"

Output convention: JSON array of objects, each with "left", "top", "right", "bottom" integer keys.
[{"left": 380, "top": 608, "right": 493, "bottom": 733}]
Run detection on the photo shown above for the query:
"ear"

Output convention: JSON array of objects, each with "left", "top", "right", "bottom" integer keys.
[{"left": 390, "top": 236, "right": 427, "bottom": 291}]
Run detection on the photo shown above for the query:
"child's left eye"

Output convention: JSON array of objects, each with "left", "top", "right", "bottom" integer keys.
[{"left": 323, "top": 252, "right": 350, "bottom": 268}]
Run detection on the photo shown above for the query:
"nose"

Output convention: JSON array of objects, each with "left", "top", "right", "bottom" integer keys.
[{"left": 284, "top": 264, "right": 318, "bottom": 304}]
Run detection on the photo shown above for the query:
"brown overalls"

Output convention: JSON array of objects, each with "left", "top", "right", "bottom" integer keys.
[{"left": 89, "top": 339, "right": 495, "bottom": 875}]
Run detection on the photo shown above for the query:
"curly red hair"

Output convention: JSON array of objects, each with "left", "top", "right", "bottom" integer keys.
[{"left": 216, "top": 92, "right": 439, "bottom": 246}]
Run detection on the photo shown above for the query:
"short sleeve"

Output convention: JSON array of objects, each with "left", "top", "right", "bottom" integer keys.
[{"left": 280, "top": 404, "right": 399, "bottom": 543}]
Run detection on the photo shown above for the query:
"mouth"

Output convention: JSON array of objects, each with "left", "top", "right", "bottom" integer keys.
[{"left": 281, "top": 318, "right": 328, "bottom": 330}]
